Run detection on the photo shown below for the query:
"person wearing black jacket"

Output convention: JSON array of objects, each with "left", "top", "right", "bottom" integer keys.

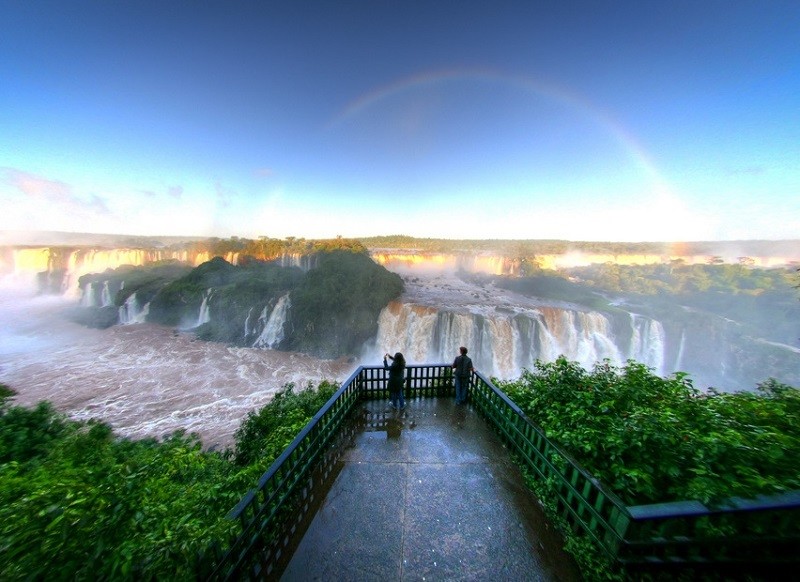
[
  {"left": 452, "top": 346, "right": 474, "bottom": 405},
  {"left": 383, "top": 352, "right": 406, "bottom": 410}
]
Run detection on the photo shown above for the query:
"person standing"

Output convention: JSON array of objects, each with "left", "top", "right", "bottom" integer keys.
[
  {"left": 384, "top": 352, "right": 406, "bottom": 410},
  {"left": 452, "top": 346, "right": 474, "bottom": 405}
]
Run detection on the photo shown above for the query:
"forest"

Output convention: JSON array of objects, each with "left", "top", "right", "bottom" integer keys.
[
  {"left": 73, "top": 249, "right": 403, "bottom": 359},
  {"left": 26, "top": 233, "right": 795, "bottom": 263}
]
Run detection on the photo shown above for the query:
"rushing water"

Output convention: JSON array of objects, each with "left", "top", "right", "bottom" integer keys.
[
  {"left": 0, "top": 265, "right": 672, "bottom": 450},
  {"left": 0, "top": 287, "right": 354, "bottom": 450},
  {"left": 366, "top": 272, "right": 666, "bottom": 380}
]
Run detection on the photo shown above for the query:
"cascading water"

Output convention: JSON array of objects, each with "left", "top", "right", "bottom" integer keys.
[
  {"left": 674, "top": 330, "right": 687, "bottom": 371},
  {"left": 80, "top": 282, "right": 96, "bottom": 307},
  {"left": 118, "top": 293, "right": 149, "bottom": 325},
  {"left": 243, "top": 307, "right": 255, "bottom": 339},
  {"left": 374, "top": 301, "right": 666, "bottom": 380},
  {"left": 196, "top": 289, "right": 213, "bottom": 327},
  {"left": 253, "top": 294, "right": 291, "bottom": 348},
  {"left": 101, "top": 281, "right": 113, "bottom": 307},
  {"left": 629, "top": 314, "right": 666, "bottom": 375}
]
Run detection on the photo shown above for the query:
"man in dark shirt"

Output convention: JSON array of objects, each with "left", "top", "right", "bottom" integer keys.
[{"left": 452, "top": 346, "right": 474, "bottom": 405}]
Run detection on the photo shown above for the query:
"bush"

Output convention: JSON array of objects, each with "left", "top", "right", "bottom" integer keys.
[
  {"left": 497, "top": 358, "right": 800, "bottom": 505},
  {"left": 0, "top": 379, "right": 337, "bottom": 579},
  {"left": 232, "top": 381, "right": 338, "bottom": 466}
]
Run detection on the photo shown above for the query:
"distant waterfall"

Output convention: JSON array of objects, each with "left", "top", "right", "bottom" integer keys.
[
  {"left": 674, "top": 330, "right": 687, "bottom": 371},
  {"left": 196, "top": 289, "right": 213, "bottom": 327},
  {"left": 243, "top": 307, "right": 255, "bottom": 340},
  {"left": 277, "top": 253, "right": 317, "bottom": 271},
  {"left": 630, "top": 314, "right": 665, "bottom": 375},
  {"left": 101, "top": 281, "right": 113, "bottom": 307},
  {"left": 80, "top": 282, "right": 96, "bottom": 307},
  {"left": 119, "top": 293, "right": 149, "bottom": 325},
  {"left": 374, "top": 302, "right": 666, "bottom": 380},
  {"left": 253, "top": 294, "right": 291, "bottom": 348}
]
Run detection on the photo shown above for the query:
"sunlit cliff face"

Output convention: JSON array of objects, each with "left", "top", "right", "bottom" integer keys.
[
  {"left": 2, "top": 248, "right": 239, "bottom": 296},
  {"left": 371, "top": 252, "right": 795, "bottom": 274}
]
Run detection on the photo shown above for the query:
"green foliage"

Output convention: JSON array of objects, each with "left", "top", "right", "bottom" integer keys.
[
  {"left": 497, "top": 358, "right": 800, "bottom": 506},
  {"left": 0, "top": 380, "right": 337, "bottom": 579},
  {"left": 285, "top": 251, "right": 404, "bottom": 357},
  {"left": 492, "top": 272, "right": 610, "bottom": 309},
  {"left": 168, "top": 235, "right": 370, "bottom": 260},
  {"left": 194, "top": 259, "right": 304, "bottom": 344},
  {"left": 96, "top": 250, "right": 400, "bottom": 356},
  {"left": 233, "top": 381, "right": 338, "bottom": 467},
  {"left": 0, "top": 384, "right": 14, "bottom": 406},
  {"left": 73, "top": 261, "right": 195, "bottom": 328}
]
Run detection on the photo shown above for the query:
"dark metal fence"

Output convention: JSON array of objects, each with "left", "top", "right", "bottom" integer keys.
[
  {"left": 205, "top": 364, "right": 800, "bottom": 579},
  {"left": 468, "top": 370, "right": 800, "bottom": 573}
]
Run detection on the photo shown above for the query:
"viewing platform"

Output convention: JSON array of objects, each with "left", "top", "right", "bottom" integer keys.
[
  {"left": 281, "top": 397, "right": 580, "bottom": 581},
  {"left": 207, "top": 364, "right": 800, "bottom": 581}
]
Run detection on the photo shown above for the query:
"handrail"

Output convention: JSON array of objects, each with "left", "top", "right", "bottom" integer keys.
[
  {"left": 205, "top": 363, "right": 800, "bottom": 579},
  {"left": 467, "top": 370, "right": 800, "bottom": 569}
]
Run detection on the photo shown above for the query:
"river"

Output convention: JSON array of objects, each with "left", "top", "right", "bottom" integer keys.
[{"left": 0, "top": 287, "right": 355, "bottom": 450}]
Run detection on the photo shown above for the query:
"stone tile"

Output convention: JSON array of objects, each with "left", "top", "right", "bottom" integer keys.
[
  {"left": 281, "top": 462, "right": 406, "bottom": 581},
  {"left": 281, "top": 398, "right": 581, "bottom": 582}
]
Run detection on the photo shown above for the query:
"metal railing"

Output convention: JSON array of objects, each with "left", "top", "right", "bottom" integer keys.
[
  {"left": 468, "top": 371, "right": 800, "bottom": 573},
  {"left": 205, "top": 364, "right": 800, "bottom": 579}
]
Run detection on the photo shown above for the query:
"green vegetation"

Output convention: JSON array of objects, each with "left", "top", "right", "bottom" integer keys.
[
  {"left": 232, "top": 381, "right": 338, "bottom": 467},
  {"left": 485, "top": 272, "right": 611, "bottom": 310},
  {"left": 497, "top": 358, "right": 800, "bottom": 507},
  {"left": 0, "top": 381, "right": 337, "bottom": 580},
  {"left": 148, "top": 250, "right": 402, "bottom": 357},
  {"left": 356, "top": 235, "right": 800, "bottom": 258},
  {"left": 285, "top": 251, "right": 404, "bottom": 357},
  {"left": 163, "top": 235, "right": 370, "bottom": 260},
  {"left": 4, "top": 360, "right": 799, "bottom": 579},
  {"left": 72, "top": 261, "right": 195, "bottom": 328},
  {"left": 75, "top": 249, "right": 403, "bottom": 358},
  {"left": 564, "top": 262, "right": 800, "bottom": 341},
  {"left": 490, "top": 262, "right": 800, "bottom": 389}
]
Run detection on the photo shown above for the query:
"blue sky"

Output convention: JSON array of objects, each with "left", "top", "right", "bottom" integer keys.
[{"left": 1, "top": 1, "right": 798, "bottom": 241}]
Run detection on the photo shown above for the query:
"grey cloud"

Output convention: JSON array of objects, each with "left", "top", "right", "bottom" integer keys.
[{"left": 168, "top": 185, "right": 184, "bottom": 199}]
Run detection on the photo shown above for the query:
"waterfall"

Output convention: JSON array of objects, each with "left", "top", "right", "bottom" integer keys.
[
  {"left": 80, "top": 282, "right": 96, "bottom": 307},
  {"left": 253, "top": 294, "right": 291, "bottom": 348},
  {"left": 119, "top": 293, "right": 149, "bottom": 325},
  {"left": 375, "top": 303, "right": 438, "bottom": 362},
  {"left": 630, "top": 314, "right": 665, "bottom": 374},
  {"left": 675, "top": 329, "right": 687, "bottom": 371},
  {"left": 243, "top": 307, "right": 255, "bottom": 339},
  {"left": 373, "top": 301, "right": 667, "bottom": 380},
  {"left": 101, "top": 281, "right": 113, "bottom": 307},
  {"left": 196, "top": 289, "right": 213, "bottom": 327},
  {"left": 277, "top": 253, "right": 317, "bottom": 271}
]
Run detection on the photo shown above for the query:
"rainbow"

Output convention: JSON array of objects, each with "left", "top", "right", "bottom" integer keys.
[{"left": 327, "top": 67, "right": 674, "bottom": 199}]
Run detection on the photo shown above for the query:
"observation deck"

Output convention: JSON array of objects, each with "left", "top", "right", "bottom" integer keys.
[
  {"left": 205, "top": 364, "right": 800, "bottom": 581},
  {"left": 281, "top": 397, "right": 580, "bottom": 581}
]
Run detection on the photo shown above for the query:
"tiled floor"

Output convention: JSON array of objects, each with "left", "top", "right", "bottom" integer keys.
[{"left": 281, "top": 398, "right": 581, "bottom": 581}]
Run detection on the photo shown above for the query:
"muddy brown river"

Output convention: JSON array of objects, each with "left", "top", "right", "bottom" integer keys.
[{"left": 0, "top": 288, "right": 355, "bottom": 450}]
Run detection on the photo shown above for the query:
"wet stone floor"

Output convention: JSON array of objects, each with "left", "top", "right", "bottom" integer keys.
[{"left": 281, "top": 397, "right": 581, "bottom": 581}]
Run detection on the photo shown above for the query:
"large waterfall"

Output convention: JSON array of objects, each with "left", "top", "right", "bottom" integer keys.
[
  {"left": 3, "top": 247, "right": 239, "bottom": 298},
  {"left": 373, "top": 301, "right": 666, "bottom": 380},
  {"left": 252, "top": 294, "right": 291, "bottom": 348}
]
